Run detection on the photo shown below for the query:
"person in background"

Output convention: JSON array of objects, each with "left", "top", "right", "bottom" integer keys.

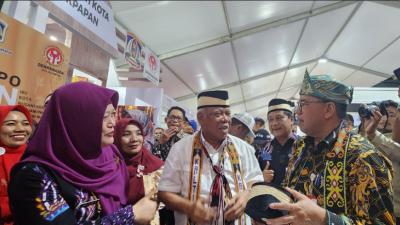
[
  {"left": 158, "top": 90, "right": 263, "bottom": 225},
  {"left": 358, "top": 101, "right": 394, "bottom": 136},
  {"left": 152, "top": 106, "right": 186, "bottom": 161},
  {"left": 0, "top": 105, "right": 32, "bottom": 225},
  {"left": 343, "top": 113, "right": 354, "bottom": 129},
  {"left": 8, "top": 82, "right": 157, "bottom": 225},
  {"left": 392, "top": 85, "right": 400, "bottom": 143},
  {"left": 252, "top": 129, "right": 272, "bottom": 168},
  {"left": 268, "top": 71, "right": 394, "bottom": 225},
  {"left": 188, "top": 119, "right": 197, "bottom": 132},
  {"left": 182, "top": 117, "right": 194, "bottom": 135},
  {"left": 391, "top": 108, "right": 400, "bottom": 144},
  {"left": 114, "top": 118, "right": 164, "bottom": 224},
  {"left": 154, "top": 127, "right": 164, "bottom": 144},
  {"left": 253, "top": 117, "right": 265, "bottom": 133},
  {"left": 228, "top": 112, "right": 256, "bottom": 141},
  {"left": 383, "top": 100, "right": 398, "bottom": 133},
  {"left": 124, "top": 109, "right": 155, "bottom": 151},
  {"left": 363, "top": 108, "right": 400, "bottom": 224},
  {"left": 152, "top": 106, "right": 187, "bottom": 225},
  {"left": 259, "top": 98, "right": 296, "bottom": 186},
  {"left": 244, "top": 134, "right": 254, "bottom": 145}
]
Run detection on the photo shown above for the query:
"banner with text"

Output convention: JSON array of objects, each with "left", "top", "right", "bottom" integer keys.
[
  {"left": 0, "top": 12, "right": 70, "bottom": 122},
  {"left": 52, "top": 0, "right": 118, "bottom": 50}
]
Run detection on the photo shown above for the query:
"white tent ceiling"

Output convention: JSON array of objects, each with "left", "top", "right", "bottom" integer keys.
[{"left": 111, "top": 1, "right": 400, "bottom": 121}]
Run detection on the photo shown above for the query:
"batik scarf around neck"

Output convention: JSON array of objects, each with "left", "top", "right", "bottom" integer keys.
[
  {"left": 114, "top": 118, "right": 163, "bottom": 204},
  {"left": 0, "top": 105, "right": 32, "bottom": 221},
  {"left": 20, "top": 82, "right": 129, "bottom": 215}
]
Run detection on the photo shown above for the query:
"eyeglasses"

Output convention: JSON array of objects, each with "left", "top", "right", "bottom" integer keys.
[
  {"left": 167, "top": 115, "right": 183, "bottom": 122},
  {"left": 296, "top": 100, "right": 326, "bottom": 112}
]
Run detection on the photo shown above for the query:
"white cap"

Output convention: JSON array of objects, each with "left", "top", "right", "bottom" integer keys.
[{"left": 232, "top": 112, "right": 256, "bottom": 137}]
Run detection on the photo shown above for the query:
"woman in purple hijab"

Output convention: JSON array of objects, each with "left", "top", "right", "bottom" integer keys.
[{"left": 8, "top": 82, "right": 158, "bottom": 225}]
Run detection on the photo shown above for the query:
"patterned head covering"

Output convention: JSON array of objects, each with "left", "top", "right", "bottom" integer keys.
[{"left": 299, "top": 70, "right": 353, "bottom": 104}]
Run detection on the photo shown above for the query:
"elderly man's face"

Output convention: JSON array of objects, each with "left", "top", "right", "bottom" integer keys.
[{"left": 198, "top": 107, "right": 231, "bottom": 141}]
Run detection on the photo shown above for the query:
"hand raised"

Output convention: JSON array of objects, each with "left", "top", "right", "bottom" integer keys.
[
  {"left": 263, "top": 161, "right": 274, "bottom": 183},
  {"left": 160, "top": 128, "right": 178, "bottom": 144}
]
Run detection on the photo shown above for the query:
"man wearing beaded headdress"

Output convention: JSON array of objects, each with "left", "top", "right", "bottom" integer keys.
[
  {"left": 158, "top": 90, "right": 263, "bottom": 225},
  {"left": 266, "top": 70, "right": 395, "bottom": 225}
]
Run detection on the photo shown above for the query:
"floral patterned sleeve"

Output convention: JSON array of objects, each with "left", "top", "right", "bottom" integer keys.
[{"left": 9, "top": 163, "right": 135, "bottom": 225}]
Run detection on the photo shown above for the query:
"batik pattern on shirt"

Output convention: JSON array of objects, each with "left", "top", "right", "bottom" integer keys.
[
  {"left": 283, "top": 126, "right": 395, "bottom": 225},
  {"left": 9, "top": 163, "right": 135, "bottom": 225},
  {"left": 152, "top": 134, "right": 181, "bottom": 161}
]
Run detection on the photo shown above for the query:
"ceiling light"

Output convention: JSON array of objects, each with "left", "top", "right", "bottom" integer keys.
[
  {"left": 49, "top": 35, "right": 58, "bottom": 41},
  {"left": 196, "top": 73, "right": 204, "bottom": 77},
  {"left": 157, "top": 1, "right": 170, "bottom": 6},
  {"left": 318, "top": 58, "right": 327, "bottom": 63}
]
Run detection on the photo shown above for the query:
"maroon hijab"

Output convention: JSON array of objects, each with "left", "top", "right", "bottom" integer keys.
[
  {"left": 21, "top": 82, "right": 128, "bottom": 215},
  {"left": 114, "top": 118, "right": 163, "bottom": 204}
]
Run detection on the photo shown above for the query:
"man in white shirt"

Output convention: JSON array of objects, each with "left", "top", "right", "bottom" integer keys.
[{"left": 158, "top": 90, "right": 263, "bottom": 225}]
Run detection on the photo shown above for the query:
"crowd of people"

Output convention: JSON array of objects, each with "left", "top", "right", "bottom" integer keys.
[{"left": 0, "top": 71, "right": 398, "bottom": 225}]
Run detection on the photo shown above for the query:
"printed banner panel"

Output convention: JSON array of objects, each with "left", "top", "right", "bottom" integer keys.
[{"left": 0, "top": 12, "right": 70, "bottom": 122}]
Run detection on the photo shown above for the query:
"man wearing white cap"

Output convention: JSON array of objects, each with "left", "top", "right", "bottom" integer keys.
[
  {"left": 229, "top": 112, "right": 256, "bottom": 140},
  {"left": 158, "top": 90, "right": 263, "bottom": 225}
]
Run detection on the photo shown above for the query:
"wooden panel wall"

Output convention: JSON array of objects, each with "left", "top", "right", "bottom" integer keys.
[{"left": 69, "top": 32, "right": 110, "bottom": 85}]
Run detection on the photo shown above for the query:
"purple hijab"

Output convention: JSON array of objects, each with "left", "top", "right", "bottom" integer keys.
[{"left": 22, "top": 82, "right": 128, "bottom": 215}]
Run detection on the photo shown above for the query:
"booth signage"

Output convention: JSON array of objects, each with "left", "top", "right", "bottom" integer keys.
[
  {"left": 143, "top": 47, "right": 160, "bottom": 86},
  {"left": 125, "top": 32, "right": 144, "bottom": 71},
  {"left": 124, "top": 32, "right": 160, "bottom": 86},
  {"left": 52, "top": 0, "right": 118, "bottom": 50},
  {"left": 0, "top": 12, "right": 70, "bottom": 122}
]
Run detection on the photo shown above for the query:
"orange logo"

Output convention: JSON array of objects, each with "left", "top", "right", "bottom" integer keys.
[{"left": 45, "top": 46, "right": 63, "bottom": 66}]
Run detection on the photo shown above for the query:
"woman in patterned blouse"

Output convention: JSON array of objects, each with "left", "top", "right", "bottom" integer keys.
[{"left": 8, "top": 82, "right": 158, "bottom": 225}]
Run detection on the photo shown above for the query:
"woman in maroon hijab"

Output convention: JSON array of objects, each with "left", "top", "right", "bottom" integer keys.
[
  {"left": 114, "top": 118, "right": 163, "bottom": 205},
  {"left": 0, "top": 105, "right": 32, "bottom": 225},
  {"left": 8, "top": 82, "right": 157, "bottom": 225}
]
